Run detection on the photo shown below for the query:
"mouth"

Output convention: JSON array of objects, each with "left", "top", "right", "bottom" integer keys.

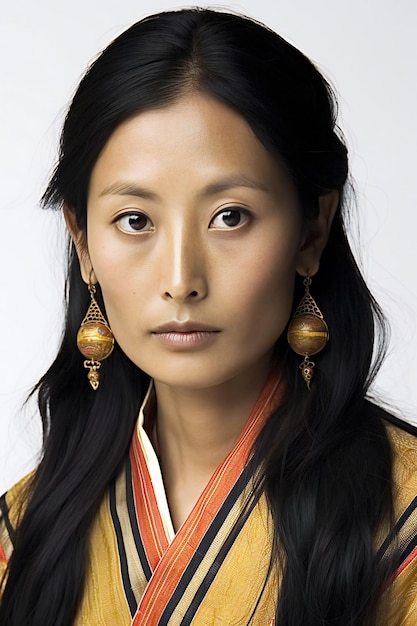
[
  {"left": 152, "top": 321, "right": 220, "bottom": 333},
  {"left": 151, "top": 322, "right": 220, "bottom": 349}
]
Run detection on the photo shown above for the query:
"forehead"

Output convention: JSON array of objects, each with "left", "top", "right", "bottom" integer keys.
[{"left": 88, "top": 92, "right": 295, "bottom": 201}]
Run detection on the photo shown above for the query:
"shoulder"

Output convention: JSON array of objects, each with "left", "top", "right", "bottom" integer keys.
[
  {"left": 384, "top": 414, "right": 417, "bottom": 467},
  {"left": 373, "top": 417, "right": 417, "bottom": 624},
  {"left": 383, "top": 416, "right": 417, "bottom": 510},
  {"left": 383, "top": 412, "right": 417, "bottom": 443},
  {"left": 0, "top": 471, "right": 35, "bottom": 563}
]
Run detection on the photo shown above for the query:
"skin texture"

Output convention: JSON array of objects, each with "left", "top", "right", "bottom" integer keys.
[{"left": 67, "top": 92, "right": 337, "bottom": 528}]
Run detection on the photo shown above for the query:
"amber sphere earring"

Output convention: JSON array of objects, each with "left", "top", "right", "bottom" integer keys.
[
  {"left": 287, "top": 276, "right": 329, "bottom": 389},
  {"left": 77, "top": 281, "right": 114, "bottom": 390}
]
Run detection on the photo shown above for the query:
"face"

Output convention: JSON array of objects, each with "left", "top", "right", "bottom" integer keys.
[{"left": 74, "top": 93, "right": 330, "bottom": 392}]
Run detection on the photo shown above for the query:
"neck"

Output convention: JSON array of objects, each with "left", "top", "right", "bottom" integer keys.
[
  {"left": 155, "top": 362, "right": 272, "bottom": 471},
  {"left": 153, "top": 361, "right": 273, "bottom": 530}
]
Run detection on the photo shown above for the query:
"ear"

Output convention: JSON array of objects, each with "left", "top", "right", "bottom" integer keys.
[
  {"left": 296, "top": 190, "right": 339, "bottom": 277},
  {"left": 63, "top": 205, "right": 96, "bottom": 284}
]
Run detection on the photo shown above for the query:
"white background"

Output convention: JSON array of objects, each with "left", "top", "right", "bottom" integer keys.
[{"left": 1, "top": 0, "right": 416, "bottom": 494}]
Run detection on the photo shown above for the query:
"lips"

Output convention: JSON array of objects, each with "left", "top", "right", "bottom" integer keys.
[
  {"left": 152, "top": 321, "right": 220, "bottom": 333},
  {"left": 151, "top": 321, "right": 220, "bottom": 349}
]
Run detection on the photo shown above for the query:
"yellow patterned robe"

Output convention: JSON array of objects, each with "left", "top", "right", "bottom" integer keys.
[{"left": 1, "top": 378, "right": 417, "bottom": 625}]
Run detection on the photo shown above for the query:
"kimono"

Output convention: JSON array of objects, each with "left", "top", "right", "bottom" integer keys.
[{"left": 1, "top": 373, "right": 417, "bottom": 625}]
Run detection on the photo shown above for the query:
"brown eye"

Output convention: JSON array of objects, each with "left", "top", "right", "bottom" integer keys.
[
  {"left": 210, "top": 208, "right": 249, "bottom": 229},
  {"left": 116, "top": 212, "right": 153, "bottom": 234}
]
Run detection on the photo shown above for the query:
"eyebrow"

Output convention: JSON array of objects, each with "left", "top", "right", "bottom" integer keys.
[
  {"left": 99, "top": 175, "right": 269, "bottom": 200},
  {"left": 99, "top": 182, "right": 158, "bottom": 200}
]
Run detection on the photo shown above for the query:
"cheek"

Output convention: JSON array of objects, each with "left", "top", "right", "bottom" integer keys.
[
  {"left": 99, "top": 274, "right": 144, "bottom": 329},
  {"left": 87, "top": 243, "right": 140, "bottom": 329},
  {"left": 227, "top": 242, "right": 298, "bottom": 339}
]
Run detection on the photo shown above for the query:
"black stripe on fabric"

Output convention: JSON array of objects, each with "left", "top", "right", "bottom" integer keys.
[
  {"left": 376, "top": 495, "right": 417, "bottom": 562},
  {"left": 125, "top": 455, "right": 153, "bottom": 581},
  {"left": 0, "top": 493, "right": 16, "bottom": 545},
  {"left": 383, "top": 414, "right": 417, "bottom": 437},
  {"left": 109, "top": 477, "right": 138, "bottom": 616},
  {"left": 179, "top": 498, "right": 256, "bottom": 626},
  {"left": 158, "top": 467, "right": 255, "bottom": 625}
]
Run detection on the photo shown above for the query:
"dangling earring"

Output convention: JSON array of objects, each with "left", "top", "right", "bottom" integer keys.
[
  {"left": 77, "top": 281, "right": 114, "bottom": 390},
  {"left": 287, "top": 276, "right": 329, "bottom": 389}
]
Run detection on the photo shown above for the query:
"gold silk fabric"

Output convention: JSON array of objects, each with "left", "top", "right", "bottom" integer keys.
[
  {"left": 374, "top": 423, "right": 417, "bottom": 625},
  {"left": 1, "top": 385, "right": 417, "bottom": 625}
]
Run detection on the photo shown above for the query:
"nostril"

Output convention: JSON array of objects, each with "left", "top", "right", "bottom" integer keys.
[{"left": 162, "top": 288, "right": 202, "bottom": 301}]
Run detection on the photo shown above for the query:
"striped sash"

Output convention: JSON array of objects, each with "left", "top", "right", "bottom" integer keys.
[{"left": 110, "top": 371, "right": 283, "bottom": 625}]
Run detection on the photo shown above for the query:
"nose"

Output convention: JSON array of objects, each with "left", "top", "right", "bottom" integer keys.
[{"left": 160, "top": 224, "right": 208, "bottom": 303}]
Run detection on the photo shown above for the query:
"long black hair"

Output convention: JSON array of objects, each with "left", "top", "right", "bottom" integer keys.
[{"left": 0, "top": 8, "right": 395, "bottom": 625}]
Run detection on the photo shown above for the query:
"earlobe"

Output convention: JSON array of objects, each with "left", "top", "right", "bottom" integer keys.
[
  {"left": 63, "top": 204, "right": 95, "bottom": 284},
  {"left": 296, "top": 190, "right": 339, "bottom": 276}
]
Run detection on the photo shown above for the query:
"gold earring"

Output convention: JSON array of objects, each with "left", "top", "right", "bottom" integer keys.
[
  {"left": 76, "top": 282, "right": 114, "bottom": 390},
  {"left": 287, "top": 276, "right": 329, "bottom": 389}
]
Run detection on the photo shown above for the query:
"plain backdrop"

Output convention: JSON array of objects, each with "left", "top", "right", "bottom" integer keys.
[{"left": 1, "top": 0, "right": 416, "bottom": 494}]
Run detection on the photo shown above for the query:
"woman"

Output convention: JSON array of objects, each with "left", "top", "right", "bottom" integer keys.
[{"left": 0, "top": 8, "right": 416, "bottom": 625}]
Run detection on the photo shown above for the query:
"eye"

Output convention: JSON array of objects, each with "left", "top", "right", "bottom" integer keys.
[
  {"left": 210, "top": 208, "right": 250, "bottom": 229},
  {"left": 115, "top": 212, "right": 154, "bottom": 234}
]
